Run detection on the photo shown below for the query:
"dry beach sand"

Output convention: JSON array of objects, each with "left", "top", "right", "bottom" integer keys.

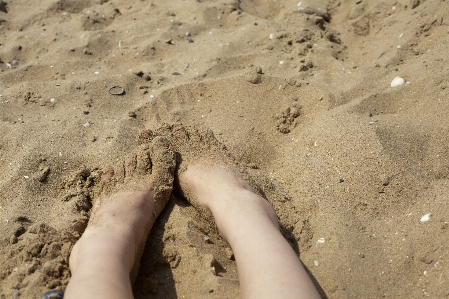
[{"left": 1, "top": 0, "right": 449, "bottom": 297}]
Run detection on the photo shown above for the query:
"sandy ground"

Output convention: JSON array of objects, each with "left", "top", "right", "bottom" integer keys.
[{"left": 1, "top": 0, "right": 449, "bottom": 298}]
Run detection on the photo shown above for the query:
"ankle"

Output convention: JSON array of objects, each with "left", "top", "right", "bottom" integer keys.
[
  {"left": 180, "top": 164, "right": 255, "bottom": 208},
  {"left": 210, "top": 189, "right": 280, "bottom": 242},
  {"left": 70, "top": 226, "right": 137, "bottom": 274}
]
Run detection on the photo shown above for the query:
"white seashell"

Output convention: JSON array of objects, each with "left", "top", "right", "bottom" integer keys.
[
  {"left": 317, "top": 238, "right": 325, "bottom": 243},
  {"left": 83, "top": 122, "right": 91, "bottom": 127},
  {"left": 269, "top": 33, "right": 275, "bottom": 40},
  {"left": 420, "top": 213, "right": 431, "bottom": 222},
  {"left": 391, "top": 76, "right": 405, "bottom": 87},
  {"left": 314, "top": 260, "right": 319, "bottom": 267},
  {"left": 23, "top": 176, "right": 29, "bottom": 179}
]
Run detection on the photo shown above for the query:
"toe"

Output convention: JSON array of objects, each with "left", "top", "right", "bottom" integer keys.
[
  {"left": 124, "top": 154, "right": 138, "bottom": 176},
  {"left": 137, "top": 129, "right": 156, "bottom": 144},
  {"left": 173, "top": 124, "right": 189, "bottom": 142},
  {"left": 150, "top": 136, "right": 176, "bottom": 198}
]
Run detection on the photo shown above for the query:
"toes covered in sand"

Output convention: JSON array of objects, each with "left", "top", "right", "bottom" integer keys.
[
  {"left": 139, "top": 123, "right": 231, "bottom": 171},
  {"left": 148, "top": 136, "right": 176, "bottom": 215},
  {"left": 92, "top": 136, "right": 175, "bottom": 212}
]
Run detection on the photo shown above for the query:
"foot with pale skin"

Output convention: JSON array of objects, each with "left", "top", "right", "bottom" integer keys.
[
  {"left": 64, "top": 136, "right": 175, "bottom": 299},
  {"left": 145, "top": 123, "right": 322, "bottom": 299},
  {"left": 64, "top": 123, "right": 320, "bottom": 299}
]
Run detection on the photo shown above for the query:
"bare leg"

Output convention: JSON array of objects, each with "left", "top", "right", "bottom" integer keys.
[
  {"left": 65, "top": 137, "right": 175, "bottom": 299},
  {"left": 147, "top": 124, "right": 321, "bottom": 299},
  {"left": 180, "top": 164, "right": 321, "bottom": 299}
]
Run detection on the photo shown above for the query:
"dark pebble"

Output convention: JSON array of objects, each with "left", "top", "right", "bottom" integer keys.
[{"left": 42, "top": 290, "right": 64, "bottom": 299}]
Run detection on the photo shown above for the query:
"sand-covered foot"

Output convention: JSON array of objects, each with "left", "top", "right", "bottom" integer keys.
[
  {"left": 68, "top": 136, "right": 175, "bottom": 285},
  {"left": 138, "top": 124, "right": 250, "bottom": 210},
  {"left": 138, "top": 124, "right": 299, "bottom": 236},
  {"left": 92, "top": 135, "right": 175, "bottom": 220}
]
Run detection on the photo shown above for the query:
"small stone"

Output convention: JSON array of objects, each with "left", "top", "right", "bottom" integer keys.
[
  {"left": 10, "top": 235, "right": 18, "bottom": 244},
  {"left": 203, "top": 254, "right": 219, "bottom": 275},
  {"left": 420, "top": 213, "right": 431, "bottom": 222},
  {"left": 247, "top": 73, "right": 262, "bottom": 84},
  {"left": 299, "top": 65, "right": 308, "bottom": 72},
  {"left": 391, "top": 76, "right": 405, "bottom": 87},
  {"left": 35, "top": 167, "right": 50, "bottom": 182},
  {"left": 225, "top": 247, "right": 235, "bottom": 260}
]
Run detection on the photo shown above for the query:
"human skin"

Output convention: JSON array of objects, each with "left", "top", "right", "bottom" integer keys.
[{"left": 65, "top": 162, "right": 320, "bottom": 299}]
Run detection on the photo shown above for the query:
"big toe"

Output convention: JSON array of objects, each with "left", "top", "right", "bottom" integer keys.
[{"left": 150, "top": 136, "right": 176, "bottom": 202}]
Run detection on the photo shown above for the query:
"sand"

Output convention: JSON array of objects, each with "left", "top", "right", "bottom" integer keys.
[{"left": 1, "top": 0, "right": 449, "bottom": 297}]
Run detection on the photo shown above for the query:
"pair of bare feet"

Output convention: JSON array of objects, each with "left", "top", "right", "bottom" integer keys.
[{"left": 64, "top": 124, "right": 321, "bottom": 299}]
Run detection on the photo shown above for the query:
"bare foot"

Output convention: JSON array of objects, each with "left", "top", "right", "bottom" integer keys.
[
  {"left": 140, "top": 124, "right": 321, "bottom": 299},
  {"left": 67, "top": 136, "right": 175, "bottom": 291},
  {"left": 139, "top": 123, "right": 256, "bottom": 203},
  {"left": 178, "top": 163, "right": 280, "bottom": 242},
  {"left": 138, "top": 123, "right": 280, "bottom": 237}
]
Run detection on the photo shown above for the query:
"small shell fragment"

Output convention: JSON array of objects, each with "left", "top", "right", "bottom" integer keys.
[
  {"left": 420, "top": 213, "right": 431, "bottom": 222},
  {"left": 391, "top": 76, "right": 405, "bottom": 87},
  {"left": 317, "top": 238, "right": 325, "bottom": 243}
]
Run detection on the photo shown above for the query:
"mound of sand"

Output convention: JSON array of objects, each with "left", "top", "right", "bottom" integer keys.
[{"left": 1, "top": 0, "right": 449, "bottom": 298}]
